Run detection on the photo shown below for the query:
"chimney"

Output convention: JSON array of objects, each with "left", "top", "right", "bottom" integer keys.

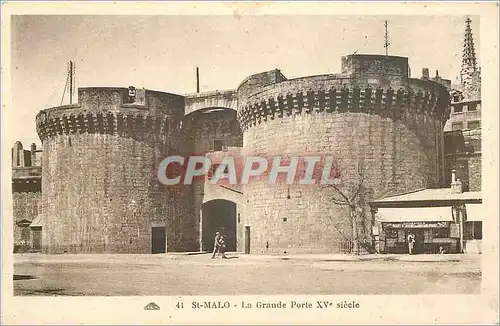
[
  {"left": 435, "top": 70, "right": 440, "bottom": 78},
  {"left": 450, "top": 169, "right": 463, "bottom": 194},
  {"left": 422, "top": 68, "right": 429, "bottom": 80}
]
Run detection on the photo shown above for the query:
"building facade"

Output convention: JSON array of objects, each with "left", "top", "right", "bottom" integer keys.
[
  {"left": 371, "top": 18, "right": 483, "bottom": 255},
  {"left": 25, "top": 53, "right": 449, "bottom": 254},
  {"left": 12, "top": 141, "right": 42, "bottom": 252},
  {"left": 14, "top": 18, "right": 482, "bottom": 255},
  {"left": 370, "top": 170, "right": 482, "bottom": 254},
  {"left": 444, "top": 17, "right": 482, "bottom": 192}
]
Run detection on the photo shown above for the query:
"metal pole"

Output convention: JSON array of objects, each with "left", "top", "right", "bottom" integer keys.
[
  {"left": 459, "top": 205, "right": 464, "bottom": 253},
  {"left": 196, "top": 67, "right": 200, "bottom": 93},
  {"left": 69, "top": 61, "right": 74, "bottom": 104},
  {"left": 384, "top": 20, "right": 390, "bottom": 56}
]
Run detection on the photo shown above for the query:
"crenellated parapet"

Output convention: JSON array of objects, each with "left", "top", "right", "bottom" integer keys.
[
  {"left": 36, "top": 87, "right": 185, "bottom": 143},
  {"left": 237, "top": 85, "right": 450, "bottom": 131},
  {"left": 237, "top": 55, "right": 450, "bottom": 131},
  {"left": 36, "top": 106, "right": 182, "bottom": 143}
]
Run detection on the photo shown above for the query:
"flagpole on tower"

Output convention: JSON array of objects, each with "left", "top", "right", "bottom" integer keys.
[
  {"left": 384, "top": 20, "right": 390, "bottom": 56},
  {"left": 69, "top": 61, "right": 75, "bottom": 104}
]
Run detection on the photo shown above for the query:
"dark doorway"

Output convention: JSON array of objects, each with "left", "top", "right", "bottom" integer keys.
[
  {"left": 151, "top": 227, "right": 166, "bottom": 254},
  {"left": 245, "top": 226, "right": 251, "bottom": 254},
  {"left": 405, "top": 229, "right": 425, "bottom": 254},
  {"left": 202, "top": 199, "right": 237, "bottom": 252},
  {"left": 412, "top": 229, "right": 425, "bottom": 254},
  {"left": 31, "top": 227, "right": 42, "bottom": 251}
]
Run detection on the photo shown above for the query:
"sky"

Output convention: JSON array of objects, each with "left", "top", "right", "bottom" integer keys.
[{"left": 10, "top": 15, "right": 480, "bottom": 146}]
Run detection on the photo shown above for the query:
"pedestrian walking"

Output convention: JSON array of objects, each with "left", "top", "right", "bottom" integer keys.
[
  {"left": 219, "top": 234, "right": 228, "bottom": 259},
  {"left": 211, "top": 231, "right": 221, "bottom": 259}
]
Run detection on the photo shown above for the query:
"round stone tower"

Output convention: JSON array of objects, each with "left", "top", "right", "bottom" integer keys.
[
  {"left": 36, "top": 87, "right": 196, "bottom": 253},
  {"left": 237, "top": 55, "right": 450, "bottom": 254}
]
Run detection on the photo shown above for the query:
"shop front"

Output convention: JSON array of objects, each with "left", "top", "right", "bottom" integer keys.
[
  {"left": 380, "top": 220, "right": 459, "bottom": 254},
  {"left": 370, "top": 187, "right": 482, "bottom": 255}
]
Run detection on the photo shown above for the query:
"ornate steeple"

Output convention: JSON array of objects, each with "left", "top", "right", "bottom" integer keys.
[
  {"left": 461, "top": 18, "right": 478, "bottom": 74},
  {"left": 459, "top": 17, "right": 481, "bottom": 101}
]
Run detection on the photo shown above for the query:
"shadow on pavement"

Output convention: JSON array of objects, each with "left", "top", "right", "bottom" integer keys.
[{"left": 13, "top": 274, "right": 37, "bottom": 281}]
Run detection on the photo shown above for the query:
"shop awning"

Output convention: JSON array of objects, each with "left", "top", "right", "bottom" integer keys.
[
  {"left": 465, "top": 203, "right": 483, "bottom": 221},
  {"left": 376, "top": 207, "right": 453, "bottom": 222}
]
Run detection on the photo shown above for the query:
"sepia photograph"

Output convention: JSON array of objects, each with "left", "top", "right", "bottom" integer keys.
[{"left": 2, "top": 2, "right": 498, "bottom": 325}]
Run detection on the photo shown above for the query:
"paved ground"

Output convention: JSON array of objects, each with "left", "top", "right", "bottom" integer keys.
[{"left": 13, "top": 253, "right": 481, "bottom": 296}]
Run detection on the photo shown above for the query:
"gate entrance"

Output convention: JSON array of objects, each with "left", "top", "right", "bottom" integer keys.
[
  {"left": 202, "top": 199, "right": 237, "bottom": 252},
  {"left": 151, "top": 227, "right": 166, "bottom": 254}
]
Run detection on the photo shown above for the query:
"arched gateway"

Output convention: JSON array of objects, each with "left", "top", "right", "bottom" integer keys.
[{"left": 201, "top": 199, "right": 237, "bottom": 252}]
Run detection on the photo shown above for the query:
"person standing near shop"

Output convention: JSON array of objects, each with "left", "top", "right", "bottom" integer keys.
[{"left": 407, "top": 232, "right": 415, "bottom": 255}]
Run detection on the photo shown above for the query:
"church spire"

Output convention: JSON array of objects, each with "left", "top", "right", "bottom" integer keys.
[
  {"left": 460, "top": 17, "right": 478, "bottom": 81},
  {"left": 459, "top": 17, "right": 481, "bottom": 100}
]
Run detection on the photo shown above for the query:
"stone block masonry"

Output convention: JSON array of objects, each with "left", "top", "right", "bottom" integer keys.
[
  {"left": 13, "top": 191, "right": 41, "bottom": 250},
  {"left": 36, "top": 88, "right": 197, "bottom": 253},
  {"left": 33, "top": 53, "right": 452, "bottom": 254},
  {"left": 237, "top": 54, "right": 450, "bottom": 254}
]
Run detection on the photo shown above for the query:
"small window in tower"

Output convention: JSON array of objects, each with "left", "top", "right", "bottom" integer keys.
[
  {"left": 453, "top": 105, "right": 463, "bottom": 113},
  {"left": 467, "top": 120, "right": 480, "bottom": 130},
  {"left": 468, "top": 103, "right": 477, "bottom": 111},
  {"left": 452, "top": 122, "right": 463, "bottom": 131},
  {"left": 213, "top": 140, "right": 223, "bottom": 151}
]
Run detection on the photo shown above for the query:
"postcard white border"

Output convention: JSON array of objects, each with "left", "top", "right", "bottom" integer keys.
[{"left": 2, "top": 2, "right": 498, "bottom": 325}]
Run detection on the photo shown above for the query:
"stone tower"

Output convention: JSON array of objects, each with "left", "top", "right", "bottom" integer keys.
[
  {"left": 36, "top": 88, "right": 197, "bottom": 253},
  {"left": 237, "top": 55, "right": 450, "bottom": 254},
  {"left": 460, "top": 17, "right": 481, "bottom": 101}
]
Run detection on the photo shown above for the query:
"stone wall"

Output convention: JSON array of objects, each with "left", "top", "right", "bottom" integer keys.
[
  {"left": 241, "top": 111, "right": 443, "bottom": 254},
  {"left": 444, "top": 128, "right": 481, "bottom": 192},
  {"left": 13, "top": 191, "right": 41, "bottom": 249},
  {"left": 12, "top": 142, "right": 42, "bottom": 252},
  {"left": 444, "top": 154, "right": 481, "bottom": 192},
  {"left": 341, "top": 54, "right": 409, "bottom": 88},
  {"left": 237, "top": 69, "right": 288, "bottom": 100},
  {"left": 185, "top": 109, "right": 243, "bottom": 154},
  {"left": 184, "top": 90, "right": 237, "bottom": 115}
]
